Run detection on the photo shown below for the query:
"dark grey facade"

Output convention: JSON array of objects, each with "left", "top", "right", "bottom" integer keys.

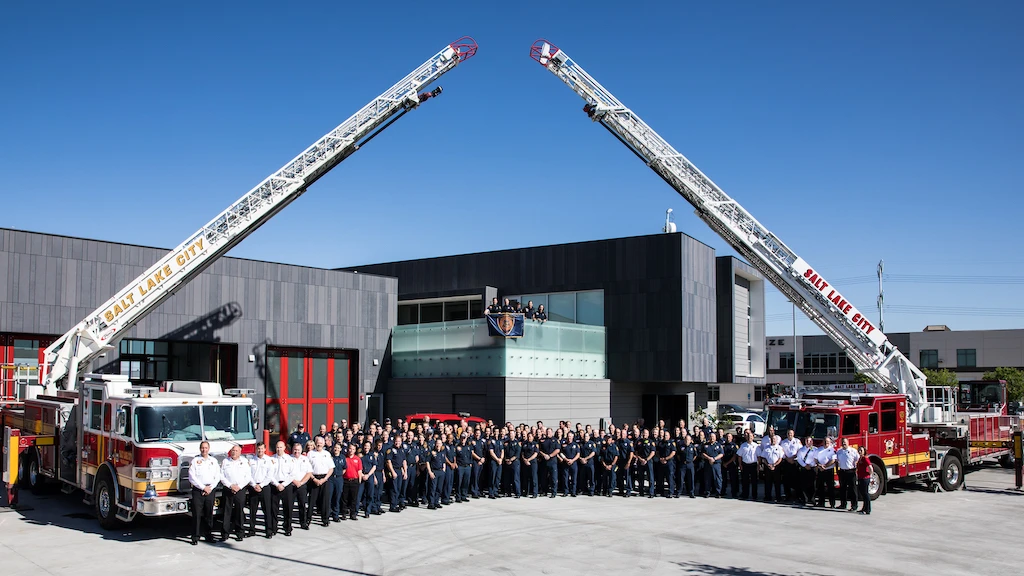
[
  {"left": 344, "top": 232, "right": 717, "bottom": 384},
  {"left": 0, "top": 228, "right": 395, "bottom": 427},
  {"left": 342, "top": 232, "right": 755, "bottom": 426}
]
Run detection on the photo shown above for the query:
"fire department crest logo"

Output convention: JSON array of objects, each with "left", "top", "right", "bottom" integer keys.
[
  {"left": 884, "top": 438, "right": 895, "bottom": 455},
  {"left": 497, "top": 313, "right": 515, "bottom": 335}
]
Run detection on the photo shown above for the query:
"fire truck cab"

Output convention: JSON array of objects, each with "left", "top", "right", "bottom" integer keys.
[{"left": 2, "top": 374, "right": 257, "bottom": 528}]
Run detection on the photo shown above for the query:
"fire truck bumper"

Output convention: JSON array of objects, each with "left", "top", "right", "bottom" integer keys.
[{"left": 136, "top": 495, "right": 190, "bottom": 516}]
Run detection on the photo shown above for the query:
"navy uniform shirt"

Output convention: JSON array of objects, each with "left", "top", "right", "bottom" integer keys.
[
  {"left": 534, "top": 311, "right": 548, "bottom": 321},
  {"left": 681, "top": 443, "right": 697, "bottom": 464},
  {"left": 600, "top": 442, "right": 619, "bottom": 465},
  {"left": 704, "top": 441, "right": 724, "bottom": 466},
  {"left": 456, "top": 444, "right": 474, "bottom": 466},
  {"left": 618, "top": 438, "right": 634, "bottom": 462},
  {"left": 635, "top": 438, "right": 653, "bottom": 459},
  {"left": 487, "top": 303, "right": 502, "bottom": 314},
  {"left": 561, "top": 439, "right": 580, "bottom": 462},
  {"left": 723, "top": 440, "right": 738, "bottom": 466},
  {"left": 404, "top": 444, "right": 419, "bottom": 469},
  {"left": 331, "top": 454, "right": 347, "bottom": 478},
  {"left": 373, "top": 450, "right": 386, "bottom": 480},
  {"left": 361, "top": 452, "right": 378, "bottom": 477},
  {"left": 386, "top": 445, "right": 406, "bottom": 471},
  {"left": 489, "top": 438, "right": 505, "bottom": 460},
  {"left": 429, "top": 449, "right": 446, "bottom": 471},
  {"left": 471, "top": 438, "right": 486, "bottom": 461},
  {"left": 580, "top": 440, "right": 597, "bottom": 464},
  {"left": 657, "top": 439, "right": 674, "bottom": 459},
  {"left": 522, "top": 306, "right": 535, "bottom": 319},
  {"left": 505, "top": 438, "right": 522, "bottom": 460},
  {"left": 288, "top": 430, "right": 311, "bottom": 447},
  {"left": 521, "top": 440, "right": 537, "bottom": 459},
  {"left": 540, "top": 437, "right": 559, "bottom": 458},
  {"left": 444, "top": 443, "right": 457, "bottom": 466}
]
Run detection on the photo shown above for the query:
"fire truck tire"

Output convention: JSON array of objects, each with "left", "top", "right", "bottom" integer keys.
[
  {"left": 868, "top": 462, "right": 885, "bottom": 500},
  {"left": 999, "top": 454, "right": 1015, "bottom": 469},
  {"left": 26, "top": 452, "right": 45, "bottom": 494},
  {"left": 938, "top": 454, "right": 963, "bottom": 492},
  {"left": 94, "top": 473, "right": 119, "bottom": 530}
]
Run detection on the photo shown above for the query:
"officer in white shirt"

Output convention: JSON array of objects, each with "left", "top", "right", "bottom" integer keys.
[
  {"left": 187, "top": 440, "right": 222, "bottom": 545},
  {"left": 291, "top": 442, "right": 314, "bottom": 530},
  {"left": 736, "top": 431, "right": 760, "bottom": 500},
  {"left": 814, "top": 436, "right": 838, "bottom": 508},
  {"left": 307, "top": 437, "right": 336, "bottom": 527},
  {"left": 795, "top": 436, "right": 817, "bottom": 505},
  {"left": 835, "top": 437, "right": 860, "bottom": 512},
  {"left": 272, "top": 441, "right": 297, "bottom": 536},
  {"left": 780, "top": 430, "right": 802, "bottom": 502},
  {"left": 220, "top": 444, "right": 253, "bottom": 541},
  {"left": 248, "top": 441, "right": 277, "bottom": 538},
  {"left": 761, "top": 435, "right": 785, "bottom": 503}
]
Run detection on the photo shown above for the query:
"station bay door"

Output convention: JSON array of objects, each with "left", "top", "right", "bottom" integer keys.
[{"left": 265, "top": 347, "right": 356, "bottom": 444}]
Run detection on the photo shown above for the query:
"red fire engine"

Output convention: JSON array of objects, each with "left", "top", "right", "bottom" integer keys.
[
  {"left": 1, "top": 38, "right": 477, "bottom": 528},
  {"left": 765, "top": 380, "right": 1020, "bottom": 499}
]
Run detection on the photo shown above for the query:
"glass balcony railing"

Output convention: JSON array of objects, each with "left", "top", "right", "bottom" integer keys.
[{"left": 391, "top": 319, "right": 606, "bottom": 379}]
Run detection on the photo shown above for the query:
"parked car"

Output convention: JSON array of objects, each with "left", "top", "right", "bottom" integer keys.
[
  {"left": 722, "top": 412, "right": 767, "bottom": 438},
  {"left": 716, "top": 403, "right": 747, "bottom": 417},
  {"left": 405, "top": 412, "right": 486, "bottom": 432}
]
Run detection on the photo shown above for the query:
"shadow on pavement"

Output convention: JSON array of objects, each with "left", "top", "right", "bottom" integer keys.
[{"left": 675, "top": 561, "right": 831, "bottom": 576}]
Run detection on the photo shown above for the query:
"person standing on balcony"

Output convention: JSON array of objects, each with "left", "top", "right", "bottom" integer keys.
[{"left": 534, "top": 305, "right": 548, "bottom": 323}]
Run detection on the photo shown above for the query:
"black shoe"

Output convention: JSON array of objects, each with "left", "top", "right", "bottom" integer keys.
[
  {"left": 265, "top": 533, "right": 273, "bottom": 539},
  {"left": 689, "top": 494, "right": 695, "bottom": 499},
  {"left": 301, "top": 524, "right": 310, "bottom": 530},
  {"left": 570, "top": 494, "right": 575, "bottom": 498},
  {"left": 550, "top": 494, "right": 556, "bottom": 498},
  {"left": 235, "top": 533, "right": 244, "bottom": 542},
  {"left": 350, "top": 515, "right": 358, "bottom": 521},
  {"left": 364, "top": 511, "right": 369, "bottom": 518},
  {"left": 285, "top": 530, "right": 292, "bottom": 536},
  {"left": 323, "top": 521, "right": 330, "bottom": 527},
  {"left": 190, "top": 537, "right": 199, "bottom": 546},
  {"left": 246, "top": 529, "right": 256, "bottom": 537},
  {"left": 217, "top": 534, "right": 227, "bottom": 543}
]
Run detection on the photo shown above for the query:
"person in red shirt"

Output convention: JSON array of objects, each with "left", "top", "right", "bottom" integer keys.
[
  {"left": 341, "top": 444, "right": 364, "bottom": 521},
  {"left": 855, "top": 446, "right": 872, "bottom": 515}
]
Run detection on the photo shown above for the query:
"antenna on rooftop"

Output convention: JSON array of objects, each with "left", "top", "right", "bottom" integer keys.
[{"left": 662, "top": 208, "right": 676, "bottom": 233}]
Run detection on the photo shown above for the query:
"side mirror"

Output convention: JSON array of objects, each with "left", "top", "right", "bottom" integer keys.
[
  {"left": 116, "top": 407, "right": 127, "bottom": 435},
  {"left": 251, "top": 407, "right": 260, "bottom": 431}
]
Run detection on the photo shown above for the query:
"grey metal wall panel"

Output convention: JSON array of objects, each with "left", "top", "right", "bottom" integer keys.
[{"left": 0, "top": 228, "right": 396, "bottom": 425}]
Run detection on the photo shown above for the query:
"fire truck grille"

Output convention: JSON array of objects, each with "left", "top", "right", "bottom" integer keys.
[{"left": 178, "top": 457, "right": 192, "bottom": 491}]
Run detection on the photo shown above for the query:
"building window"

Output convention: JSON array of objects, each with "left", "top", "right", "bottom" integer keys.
[
  {"left": 708, "top": 385, "right": 720, "bottom": 402},
  {"left": 753, "top": 385, "right": 766, "bottom": 402},
  {"left": 444, "top": 300, "right": 469, "bottom": 322},
  {"left": 779, "top": 352, "right": 794, "bottom": 370},
  {"left": 919, "top": 349, "right": 938, "bottom": 369},
  {"left": 419, "top": 302, "right": 443, "bottom": 323},
  {"left": 398, "top": 304, "right": 419, "bottom": 326},
  {"left": 956, "top": 349, "right": 976, "bottom": 368}
]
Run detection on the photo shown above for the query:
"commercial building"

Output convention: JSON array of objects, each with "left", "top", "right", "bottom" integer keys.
[
  {"left": 765, "top": 326, "right": 1024, "bottom": 392},
  {"left": 0, "top": 228, "right": 394, "bottom": 444},
  {"left": 1, "top": 226, "right": 767, "bottom": 436},
  {"left": 342, "top": 232, "right": 766, "bottom": 426}
]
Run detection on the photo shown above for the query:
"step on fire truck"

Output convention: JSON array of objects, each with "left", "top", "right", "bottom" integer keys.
[
  {"left": 529, "top": 40, "right": 1023, "bottom": 498},
  {"left": 1, "top": 37, "right": 477, "bottom": 528}
]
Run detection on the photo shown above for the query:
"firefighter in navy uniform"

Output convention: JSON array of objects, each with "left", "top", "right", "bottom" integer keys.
[
  {"left": 599, "top": 435, "right": 619, "bottom": 497},
  {"left": 504, "top": 432, "right": 522, "bottom": 497},
  {"left": 617, "top": 430, "right": 634, "bottom": 497},
  {"left": 560, "top": 432, "right": 580, "bottom": 497},
  {"left": 426, "top": 439, "right": 446, "bottom": 510},
  {"left": 540, "top": 429, "right": 560, "bottom": 497},
  {"left": 579, "top": 433, "right": 597, "bottom": 496},
  {"left": 385, "top": 437, "right": 408, "bottom": 512},
  {"left": 442, "top": 435, "right": 456, "bottom": 505},
  {"left": 470, "top": 429, "right": 486, "bottom": 498},
  {"left": 486, "top": 297, "right": 502, "bottom": 314},
  {"left": 634, "top": 429, "right": 653, "bottom": 498},
  {"left": 722, "top": 432, "right": 740, "bottom": 498},
  {"left": 456, "top": 434, "right": 474, "bottom": 502},
  {"left": 656, "top": 431, "right": 677, "bottom": 497},
  {"left": 702, "top": 433, "right": 724, "bottom": 497},
  {"left": 487, "top": 431, "right": 505, "bottom": 498},
  {"left": 521, "top": 432, "right": 539, "bottom": 498},
  {"left": 679, "top": 435, "right": 697, "bottom": 498}
]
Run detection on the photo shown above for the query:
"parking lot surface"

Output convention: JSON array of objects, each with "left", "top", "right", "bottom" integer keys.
[{"left": 1, "top": 466, "right": 1020, "bottom": 576}]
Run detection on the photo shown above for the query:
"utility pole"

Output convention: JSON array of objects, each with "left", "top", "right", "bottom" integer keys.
[{"left": 877, "top": 259, "right": 885, "bottom": 333}]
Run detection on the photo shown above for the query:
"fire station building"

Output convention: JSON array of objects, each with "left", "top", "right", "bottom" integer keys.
[{"left": 1, "top": 226, "right": 766, "bottom": 434}]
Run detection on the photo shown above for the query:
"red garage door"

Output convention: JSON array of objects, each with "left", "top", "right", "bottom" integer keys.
[{"left": 264, "top": 346, "right": 356, "bottom": 445}]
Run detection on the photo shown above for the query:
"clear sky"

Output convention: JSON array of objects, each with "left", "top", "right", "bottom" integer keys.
[{"left": 2, "top": 2, "right": 1022, "bottom": 337}]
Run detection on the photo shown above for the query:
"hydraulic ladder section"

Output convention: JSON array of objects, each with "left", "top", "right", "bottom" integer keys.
[
  {"left": 39, "top": 37, "right": 478, "bottom": 395},
  {"left": 528, "top": 40, "right": 930, "bottom": 422}
]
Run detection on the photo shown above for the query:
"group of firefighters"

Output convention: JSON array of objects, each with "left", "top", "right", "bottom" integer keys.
[{"left": 186, "top": 416, "right": 873, "bottom": 544}]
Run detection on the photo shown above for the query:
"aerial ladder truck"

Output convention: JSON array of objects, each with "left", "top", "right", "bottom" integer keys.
[
  {"left": 1, "top": 38, "right": 477, "bottom": 528},
  {"left": 529, "top": 40, "right": 1021, "bottom": 497}
]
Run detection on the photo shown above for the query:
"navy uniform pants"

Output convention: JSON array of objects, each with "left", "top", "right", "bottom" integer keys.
[
  {"left": 560, "top": 462, "right": 577, "bottom": 496},
  {"left": 524, "top": 460, "right": 539, "bottom": 496},
  {"left": 681, "top": 463, "right": 696, "bottom": 496},
  {"left": 405, "top": 466, "right": 418, "bottom": 505},
  {"left": 723, "top": 464, "right": 740, "bottom": 497},
  {"left": 506, "top": 460, "right": 521, "bottom": 496},
  {"left": 488, "top": 460, "right": 501, "bottom": 497},
  {"left": 580, "top": 462, "right": 595, "bottom": 495},
  {"left": 442, "top": 467, "right": 454, "bottom": 504},
  {"left": 329, "top": 477, "right": 344, "bottom": 518},
  {"left": 427, "top": 468, "right": 442, "bottom": 507},
  {"left": 618, "top": 460, "right": 631, "bottom": 495},
  {"left": 389, "top": 474, "right": 406, "bottom": 510},
  {"left": 639, "top": 460, "right": 655, "bottom": 496},
  {"left": 704, "top": 463, "right": 723, "bottom": 496},
  {"left": 545, "top": 460, "right": 559, "bottom": 496},
  {"left": 741, "top": 462, "right": 758, "bottom": 499},
  {"left": 601, "top": 465, "right": 617, "bottom": 495},
  {"left": 471, "top": 462, "right": 483, "bottom": 496},
  {"left": 457, "top": 465, "right": 471, "bottom": 500}
]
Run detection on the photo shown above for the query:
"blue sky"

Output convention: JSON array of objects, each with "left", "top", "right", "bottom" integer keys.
[{"left": 2, "top": 2, "right": 1022, "bottom": 336}]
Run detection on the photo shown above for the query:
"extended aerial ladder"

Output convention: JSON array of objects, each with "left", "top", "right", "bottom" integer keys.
[
  {"left": 35, "top": 37, "right": 477, "bottom": 397},
  {"left": 529, "top": 40, "right": 933, "bottom": 423}
]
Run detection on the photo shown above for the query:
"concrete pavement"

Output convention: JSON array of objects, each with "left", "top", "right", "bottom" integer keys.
[{"left": 1, "top": 466, "right": 1021, "bottom": 576}]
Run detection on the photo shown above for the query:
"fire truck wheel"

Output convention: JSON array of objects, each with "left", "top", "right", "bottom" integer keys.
[
  {"left": 26, "top": 453, "right": 45, "bottom": 494},
  {"left": 999, "top": 454, "right": 1015, "bottom": 469},
  {"left": 868, "top": 462, "right": 885, "bottom": 500},
  {"left": 938, "top": 454, "right": 963, "bottom": 492},
  {"left": 94, "top": 473, "right": 119, "bottom": 530}
]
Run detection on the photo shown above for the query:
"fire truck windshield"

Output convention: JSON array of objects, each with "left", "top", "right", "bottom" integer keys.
[
  {"left": 134, "top": 405, "right": 255, "bottom": 443},
  {"left": 765, "top": 409, "right": 839, "bottom": 440}
]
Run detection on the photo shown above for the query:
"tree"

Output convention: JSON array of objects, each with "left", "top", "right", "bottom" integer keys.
[
  {"left": 922, "top": 368, "right": 960, "bottom": 388},
  {"left": 852, "top": 372, "right": 873, "bottom": 384},
  {"left": 982, "top": 367, "right": 1024, "bottom": 403}
]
